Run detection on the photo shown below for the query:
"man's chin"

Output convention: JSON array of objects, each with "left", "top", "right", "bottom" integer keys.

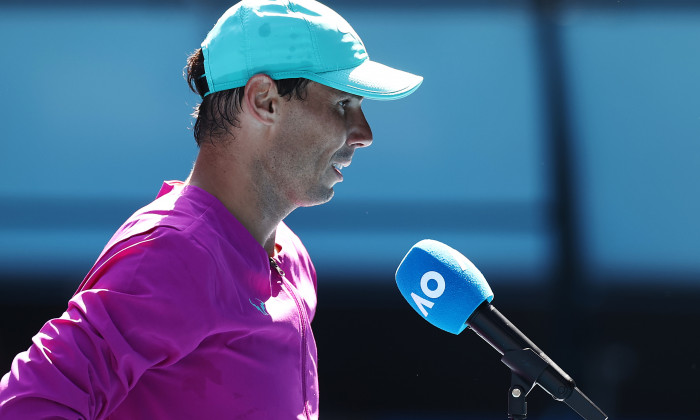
[{"left": 300, "top": 187, "right": 335, "bottom": 208}]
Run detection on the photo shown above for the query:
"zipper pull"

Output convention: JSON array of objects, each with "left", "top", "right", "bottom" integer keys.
[{"left": 269, "top": 257, "right": 286, "bottom": 278}]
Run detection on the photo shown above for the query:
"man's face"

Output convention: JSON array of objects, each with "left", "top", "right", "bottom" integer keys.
[{"left": 262, "top": 81, "right": 373, "bottom": 208}]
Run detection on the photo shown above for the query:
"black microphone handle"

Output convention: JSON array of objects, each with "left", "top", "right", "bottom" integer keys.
[{"left": 466, "top": 301, "right": 576, "bottom": 401}]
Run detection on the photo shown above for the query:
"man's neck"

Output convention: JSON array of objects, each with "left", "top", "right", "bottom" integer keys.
[{"left": 186, "top": 149, "right": 292, "bottom": 256}]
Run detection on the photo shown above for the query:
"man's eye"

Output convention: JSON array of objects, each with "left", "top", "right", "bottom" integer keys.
[{"left": 338, "top": 100, "right": 350, "bottom": 108}]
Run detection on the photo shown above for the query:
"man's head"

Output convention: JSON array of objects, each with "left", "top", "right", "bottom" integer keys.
[
  {"left": 185, "top": 0, "right": 422, "bottom": 217},
  {"left": 186, "top": 0, "right": 422, "bottom": 145}
]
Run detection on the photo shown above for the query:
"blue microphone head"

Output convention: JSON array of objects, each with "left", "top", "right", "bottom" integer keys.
[{"left": 395, "top": 239, "right": 494, "bottom": 335}]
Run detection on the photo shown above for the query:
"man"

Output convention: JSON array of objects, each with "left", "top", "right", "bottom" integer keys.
[{"left": 0, "top": 0, "right": 422, "bottom": 418}]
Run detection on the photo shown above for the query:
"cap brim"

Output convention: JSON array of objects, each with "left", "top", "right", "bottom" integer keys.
[{"left": 307, "top": 60, "right": 423, "bottom": 100}]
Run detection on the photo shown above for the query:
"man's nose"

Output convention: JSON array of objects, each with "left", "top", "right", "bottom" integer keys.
[{"left": 346, "top": 108, "right": 373, "bottom": 148}]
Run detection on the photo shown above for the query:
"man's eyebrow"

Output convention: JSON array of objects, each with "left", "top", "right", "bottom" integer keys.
[
  {"left": 332, "top": 87, "right": 362, "bottom": 99},
  {"left": 327, "top": 86, "right": 364, "bottom": 101},
  {"left": 343, "top": 93, "right": 364, "bottom": 101}
]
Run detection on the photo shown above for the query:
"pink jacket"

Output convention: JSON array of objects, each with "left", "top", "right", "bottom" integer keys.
[{"left": 0, "top": 181, "right": 319, "bottom": 419}]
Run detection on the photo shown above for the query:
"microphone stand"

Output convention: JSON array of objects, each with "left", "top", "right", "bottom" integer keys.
[
  {"left": 466, "top": 303, "right": 608, "bottom": 420},
  {"left": 502, "top": 348, "right": 550, "bottom": 419},
  {"left": 501, "top": 348, "right": 608, "bottom": 419}
]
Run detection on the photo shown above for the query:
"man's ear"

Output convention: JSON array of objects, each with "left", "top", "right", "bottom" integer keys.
[{"left": 243, "top": 74, "right": 279, "bottom": 125}]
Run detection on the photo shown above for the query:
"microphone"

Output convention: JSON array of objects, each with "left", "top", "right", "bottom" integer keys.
[{"left": 395, "top": 239, "right": 607, "bottom": 420}]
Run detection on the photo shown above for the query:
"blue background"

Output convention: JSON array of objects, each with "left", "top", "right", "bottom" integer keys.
[{"left": 1, "top": 0, "right": 699, "bottom": 418}]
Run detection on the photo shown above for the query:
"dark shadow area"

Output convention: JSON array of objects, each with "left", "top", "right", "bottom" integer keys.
[
  {"left": 312, "top": 281, "right": 700, "bottom": 419},
  {"left": 2, "top": 276, "right": 698, "bottom": 419}
]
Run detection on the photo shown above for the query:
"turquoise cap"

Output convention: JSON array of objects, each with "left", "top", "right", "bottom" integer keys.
[{"left": 201, "top": 0, "right": 423, "bottom": 100}]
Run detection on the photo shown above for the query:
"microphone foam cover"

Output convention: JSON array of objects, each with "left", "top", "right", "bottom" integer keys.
[{"left": 396, "top": 239, "right": 494, "bottom": 335}]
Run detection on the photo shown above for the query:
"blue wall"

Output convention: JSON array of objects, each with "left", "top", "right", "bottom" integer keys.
[
  {"left": 2, "top": 2, "right": 698, "bottom": 288},
  {"left": 560, "top": 6, "right": 700, "bottom": 282}
]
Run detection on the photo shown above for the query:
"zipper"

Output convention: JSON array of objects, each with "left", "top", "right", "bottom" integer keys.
[{"left": 270, "top": 257, "right": 311, "bottom": 419}]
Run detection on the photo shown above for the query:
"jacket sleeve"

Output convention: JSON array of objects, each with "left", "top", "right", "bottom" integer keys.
[{"left": 0, "top": 231, "right": 218, "bottom": 419}]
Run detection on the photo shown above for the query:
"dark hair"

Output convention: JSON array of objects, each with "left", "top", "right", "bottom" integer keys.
[{"left": 185, "top": 49, "right": 310, "bottom": 146}]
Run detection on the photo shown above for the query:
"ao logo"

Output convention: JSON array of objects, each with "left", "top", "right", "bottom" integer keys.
[{"left": 410, "top": 271, "right": 445, "bottom": 317}]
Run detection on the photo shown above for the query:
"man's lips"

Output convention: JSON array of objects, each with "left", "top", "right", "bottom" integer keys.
[
  {"left": 331, "top": 161, "right": 351, "bottom": 180},
  {"left": 331, "top": 161, "right": 351, "bottom": 172}
]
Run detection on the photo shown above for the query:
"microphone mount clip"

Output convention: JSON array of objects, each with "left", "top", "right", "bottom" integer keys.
[{"left": 502, "top": 348, "right": 551, "bottom": 420}]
